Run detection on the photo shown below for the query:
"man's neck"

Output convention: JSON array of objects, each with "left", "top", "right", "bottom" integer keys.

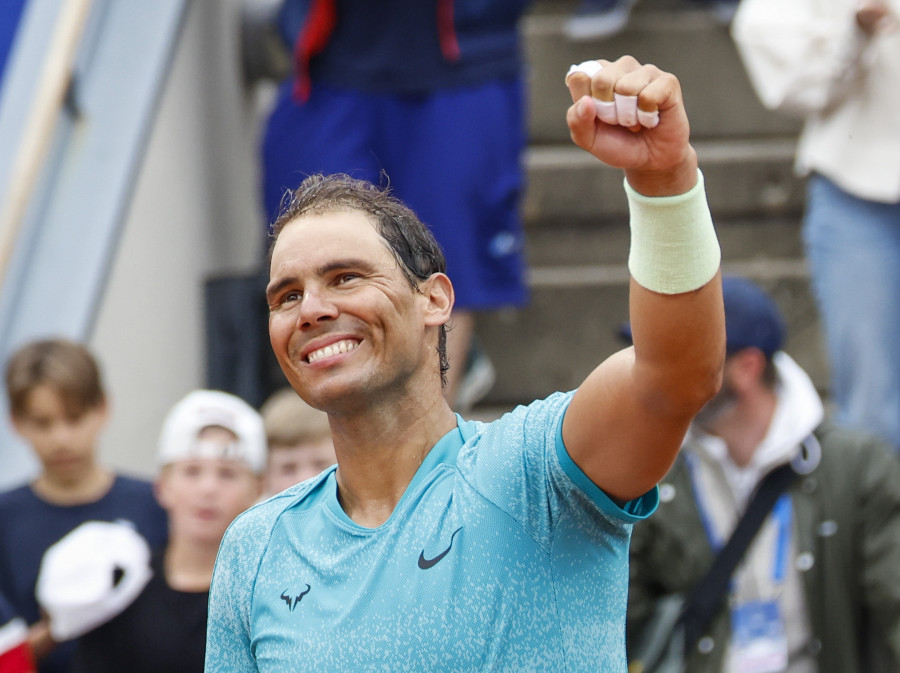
[
  {"left": 32, "top": 463, "right": 114, "bottom": 505},
  {"left": 330, "top": 395, "right": 458, "bottom": 528}
]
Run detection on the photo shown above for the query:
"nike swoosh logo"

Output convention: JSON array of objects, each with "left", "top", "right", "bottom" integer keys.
[{"left": 418, "top": 526, "right": 463, "bottom": 570}]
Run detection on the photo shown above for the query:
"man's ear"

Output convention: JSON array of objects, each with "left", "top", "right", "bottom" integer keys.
[{"left": 421, "top": 273, "right": 454, "bottom": 327}]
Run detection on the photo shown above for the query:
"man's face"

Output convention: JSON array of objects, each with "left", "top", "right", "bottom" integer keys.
[
  {"left": 12, "top": 384, "right": 107, "bottom": 482},
  {"left": 264, "top": 438, "right": 337, "bottom": 495},
  {"left": 267, "top": 210, "right": 437, "bottom": 409}
]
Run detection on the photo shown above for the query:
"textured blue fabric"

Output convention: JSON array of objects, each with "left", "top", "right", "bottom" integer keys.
[{"left": 207, "top": 392, "right": 658, "bottom": 672}]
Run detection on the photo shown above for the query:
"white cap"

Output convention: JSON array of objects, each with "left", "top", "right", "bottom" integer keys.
[
  {"left": 157, "top": 390, "right": 266, "bottom": 473},
  {"left": 36, "top": 521, "right": 152, "bottom": 641}
]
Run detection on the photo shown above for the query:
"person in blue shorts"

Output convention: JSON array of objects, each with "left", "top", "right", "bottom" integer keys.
[
  {"left": 206, "top": 55, "right": 726, "bottom": 671},
  {"left": 259, "top": 0, "right": 533, "bottom": 409},
  {"left": 0, "top": 339, "right": 168, "bottom": 673}
]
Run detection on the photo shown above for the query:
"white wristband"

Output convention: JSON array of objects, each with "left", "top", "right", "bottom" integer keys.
[{"left": 625, "top": 170, "right": 720, "bottom": 295}]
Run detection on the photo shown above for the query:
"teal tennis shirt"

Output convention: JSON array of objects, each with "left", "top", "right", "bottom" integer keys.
[{"left": 206, "top": 392, "right": 658, "bottom": 672}]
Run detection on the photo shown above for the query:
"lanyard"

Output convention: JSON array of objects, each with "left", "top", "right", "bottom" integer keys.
[{"left": 686, "top": 453, "right": 793, "bottom": 585}]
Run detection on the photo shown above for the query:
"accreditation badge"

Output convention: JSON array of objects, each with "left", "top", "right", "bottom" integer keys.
[{"left": 729, "top": 599, "right": 788, "bottom": 673}]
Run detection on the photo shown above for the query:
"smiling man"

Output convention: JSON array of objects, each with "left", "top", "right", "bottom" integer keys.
[{"left": 206, "top": 55, "right": 725, "bottom": 672}]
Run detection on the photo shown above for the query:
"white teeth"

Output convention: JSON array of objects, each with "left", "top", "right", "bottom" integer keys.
[{"left": 307, "top": 340, "right": 358, "bottom": 363}]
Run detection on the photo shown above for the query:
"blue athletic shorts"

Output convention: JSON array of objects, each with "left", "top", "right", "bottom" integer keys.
[{"left": 262, "top": 79, "right": 528, "bottom": 311}]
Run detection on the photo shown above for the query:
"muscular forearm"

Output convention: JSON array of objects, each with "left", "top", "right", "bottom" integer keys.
[{"left": 625, "top": 164, "right": 725, "bottom": 420}]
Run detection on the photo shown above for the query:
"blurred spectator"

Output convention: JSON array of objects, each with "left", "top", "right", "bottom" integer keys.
[
  {"left": 260, "top": 386, "right": 335, "bottom": 496},
  {"left": 65, "top": 390, "right": 264, "bottom": 673},
  {"left": 254, "top": 0, "right": 534, "bottom": 411},
  {"left": 627, "top": 277, "right": 900, "bottom": 673},
  {"left": 0, "top": 339, "right": 167, "bottom": 673},
  {"left": 732, "top": 0, "right": 900, "bottom": 453}
]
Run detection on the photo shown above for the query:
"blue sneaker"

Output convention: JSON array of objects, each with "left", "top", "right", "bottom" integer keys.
[{"left": 564, "top": 0, "right": 637, "bottom": 41}]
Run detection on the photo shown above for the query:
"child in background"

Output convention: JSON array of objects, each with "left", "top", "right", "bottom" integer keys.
[
  {"left": 60, "top": 389, "right": 264, "bottom": 673},
  {"left": 0, "top": 338, "right": 167, "bottom": 673},
  {"left": 260, "top": 387, "right": 335, "bottom": 496}
]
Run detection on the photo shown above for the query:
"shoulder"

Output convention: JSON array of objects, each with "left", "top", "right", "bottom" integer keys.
[
  {"left": 105, "top": 475, "right": 163, "bottom": 514},
  {"left": 220, "top": 477, "right": 325, "bottom": 556},
  {"left": 109, "top": 474, "right": 156, "bottom": 495},
  {"left": 457, "top": 391, "right": 573, "bottom": 486},
  {"left": 814, "top": 422, "right": 898, "bottom": 471},
  {"left": 472, "top": 391, "right": 574, "bottom": 443},
  {"left": 816, "top": 421, "right": 892, "bottom": 452},
  {"left": 0, "top": 484, "right": 33, "bottom": 508},
  {"left": 211, "top": 490, "right": 311, "bottom": 607},
  {"left": 810, "top": 422, "right": 900, "bottom": 495}
]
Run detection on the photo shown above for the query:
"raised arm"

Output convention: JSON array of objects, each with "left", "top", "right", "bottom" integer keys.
[{"left": 561, "top": 56, "right": 725, "bottom": 503}]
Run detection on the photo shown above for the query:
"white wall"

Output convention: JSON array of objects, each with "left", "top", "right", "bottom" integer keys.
[{"left": 90, "top": 0, "right": 269, "bottom": 478}]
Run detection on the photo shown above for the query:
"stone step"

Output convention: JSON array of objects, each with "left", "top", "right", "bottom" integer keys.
[
  {"left": 523, "top": 4, "right": 802, "bottom": 143},
  {"left": 475, "top": 263, "right": 826, "bottom": 407},
  {"left": 524, "top": 137, "right": 803, "bottom": 224}
]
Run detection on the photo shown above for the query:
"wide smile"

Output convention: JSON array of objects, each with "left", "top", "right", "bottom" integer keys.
[{"left": 306, "top": 339, "right": 360, "bottom": 364}]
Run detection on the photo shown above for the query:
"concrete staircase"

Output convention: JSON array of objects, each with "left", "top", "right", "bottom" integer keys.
[{"left": 474, "top": 0, "right": 829, "bottom": 409}]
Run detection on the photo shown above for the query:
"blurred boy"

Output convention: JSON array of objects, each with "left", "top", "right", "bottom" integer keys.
[
  {"left": 0, "top": 338, "right": 167, "bottom": 673},
  {"left": 260, "top": 386, "right": 335, "bottom": 496},
  {"left": 65, "top": 389, "right": 264, "bottom": 673}
]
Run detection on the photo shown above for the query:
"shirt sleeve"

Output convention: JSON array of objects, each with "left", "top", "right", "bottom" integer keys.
[
  {"left": 461, "top": 391, "right": 658, "bottom": 553},
  {"left": 206, "top": 506, "right": 275, "bottom": 673}
]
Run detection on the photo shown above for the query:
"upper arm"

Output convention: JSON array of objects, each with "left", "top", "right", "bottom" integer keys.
[{"left": 562, "top": 277, "right": 724, "bottom": 502}]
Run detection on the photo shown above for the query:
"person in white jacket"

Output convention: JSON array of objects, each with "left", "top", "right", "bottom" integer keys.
[{"left": 731, "top": 0, "right": 900, "bottom": 453}]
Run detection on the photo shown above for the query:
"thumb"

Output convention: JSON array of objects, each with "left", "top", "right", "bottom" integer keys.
[{"left": 567, "top": 96, "right": 596, "bottom": 150}]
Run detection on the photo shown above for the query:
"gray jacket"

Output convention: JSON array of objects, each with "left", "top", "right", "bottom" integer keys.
[{"left": 628, "top": 422, "right": 900, "bottom": 673}]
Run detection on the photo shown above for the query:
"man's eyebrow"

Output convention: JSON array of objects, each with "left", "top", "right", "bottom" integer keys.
[
  {"left": 266, "top": 258, "right": 379, "bottom": 302},
  {"left": 317, "top": 258, "right": 377, "bottom": 276},
  {"left": 265, "top": 277, "right": 293, "bottom": 303}
]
